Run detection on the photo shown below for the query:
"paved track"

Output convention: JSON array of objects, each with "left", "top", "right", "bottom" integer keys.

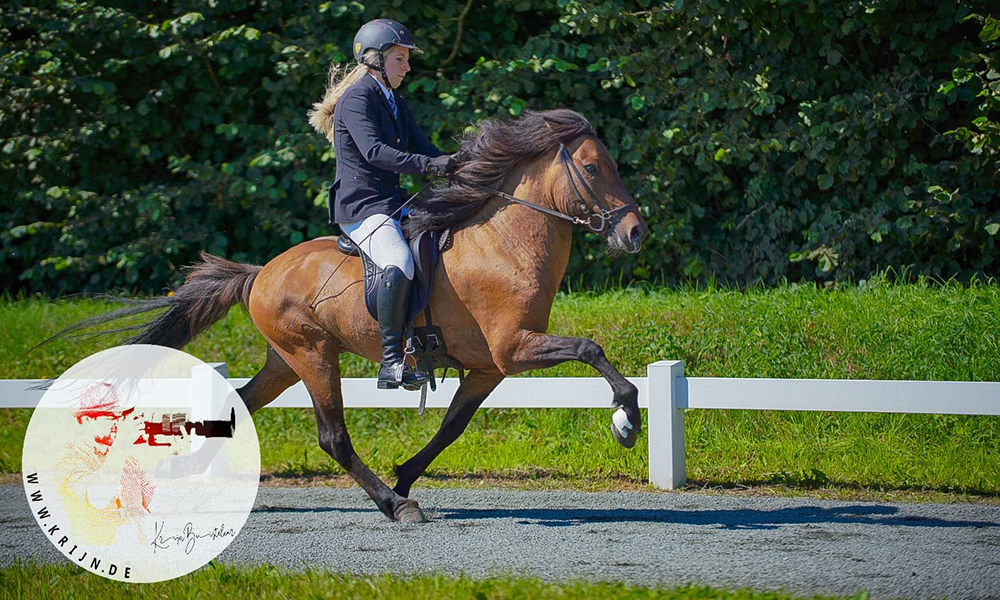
[{"left": 2, "top": 485, "right": 999, "bottom": 599}]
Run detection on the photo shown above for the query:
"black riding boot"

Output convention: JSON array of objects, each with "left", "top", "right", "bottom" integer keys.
[{"left": 377, "top": 266, "right": 429, "bottom": 391}]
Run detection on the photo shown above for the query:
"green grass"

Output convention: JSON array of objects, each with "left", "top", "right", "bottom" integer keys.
[
  {"left": 3, "top": 276, "right": 1000, "bottom": 381},
  {"left": 2, "top": 277, "right": 999, "bottom": 498},
  {"left": 0, "top": 562, "right": 874, "bottom": 600}
]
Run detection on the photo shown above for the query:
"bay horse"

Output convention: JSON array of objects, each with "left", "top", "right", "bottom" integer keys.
[{"left": 59, "top": 109, "right": 648, "bottom": 522}]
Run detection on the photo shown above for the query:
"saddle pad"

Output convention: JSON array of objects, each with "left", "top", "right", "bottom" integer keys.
[{"left": 336, "top": 230, "right": 441, "bottom": 322}]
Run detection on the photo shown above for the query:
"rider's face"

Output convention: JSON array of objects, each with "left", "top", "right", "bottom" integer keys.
[
  {"left": 78, "top": 414, "right": 120, "bottom": 457},
  {"left": 382, "top": 46, "right": 410, "bottom": 89}
]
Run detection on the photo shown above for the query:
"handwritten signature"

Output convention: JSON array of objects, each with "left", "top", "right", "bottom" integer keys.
[{"left": 150, "top": 520, "right": 236, "bottom": 555}]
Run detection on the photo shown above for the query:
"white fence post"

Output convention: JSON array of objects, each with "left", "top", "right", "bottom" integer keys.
[
  {"left": 648, "top": 359, "right": 686, "bottom": 490},
  {"left": 190, "top": 362, "right": 229, "bottom": 476}
]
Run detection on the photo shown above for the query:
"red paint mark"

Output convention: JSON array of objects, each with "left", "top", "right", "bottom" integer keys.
[{"left": 74, "top": 407, "right": 134, "bottom": 423}]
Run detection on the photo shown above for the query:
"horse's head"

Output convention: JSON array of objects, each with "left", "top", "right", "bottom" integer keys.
[
  {"left": 408, "top": 109, "right": 648, "bottom": 255},
  {"left": 545, "top": 134, "right": 648, "bottom": 254}
]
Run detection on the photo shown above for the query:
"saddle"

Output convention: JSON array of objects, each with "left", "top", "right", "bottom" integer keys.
[{"left": 336, "top": 227, "right": 464, "bottom": 407}]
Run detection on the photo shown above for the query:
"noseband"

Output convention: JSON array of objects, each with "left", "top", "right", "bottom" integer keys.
[{"left": 453, "top": 143, "right": 636, "bottom": 234}]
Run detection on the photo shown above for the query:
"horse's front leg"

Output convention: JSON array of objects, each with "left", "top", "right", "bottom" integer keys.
[
  {"left": 306, "top": 373, "right": 425, "bottom": 523},
  {"left": 270, "top": 334, "right": 425, "bottom": 523},
  {"left": 499, "top": 331, "right": 641, "bottom": 448},
  {"left": 393, "top": 369, "right": 504, "bottom": 498}
]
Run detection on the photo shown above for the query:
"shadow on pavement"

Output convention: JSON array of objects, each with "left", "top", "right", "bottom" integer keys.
[{"left": 435, "top": 504, "right": 1000, "bottom": 530}]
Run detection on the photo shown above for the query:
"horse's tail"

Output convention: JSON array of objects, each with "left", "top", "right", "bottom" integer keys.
[{"left": 35, "top": 252, "right": 261, "bottom": 351}]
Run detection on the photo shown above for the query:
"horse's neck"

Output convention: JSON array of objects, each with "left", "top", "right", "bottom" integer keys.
[{"left": 462, "top": 164, "right": 574, "bottom": 284}]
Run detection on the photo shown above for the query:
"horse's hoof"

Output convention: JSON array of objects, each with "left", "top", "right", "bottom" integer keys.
[
  {"left": 394, "top": 502, "right": 427, "bottom": 524},
  {"left": 611, "top": 408, "right": 639, "bottom": 449}
]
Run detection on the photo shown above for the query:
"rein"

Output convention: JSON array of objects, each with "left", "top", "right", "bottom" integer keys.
[{"left": 453, "top": 142, "right": 635, "bottom": 234}]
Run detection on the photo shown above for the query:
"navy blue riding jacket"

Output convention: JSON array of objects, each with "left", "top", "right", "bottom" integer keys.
[{"left": 329, "top": 75, "right": 444, "bottom": 224}]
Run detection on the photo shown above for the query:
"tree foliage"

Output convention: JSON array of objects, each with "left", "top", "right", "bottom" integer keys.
[
  {"left": 943, "top": 12, "right": 1000, "bottom": 165},
  {"left": 1, "top": 0, "right": 998, "bottom": 295}
]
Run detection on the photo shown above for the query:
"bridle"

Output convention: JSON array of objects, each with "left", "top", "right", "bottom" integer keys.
[{"left": 453, "top": 142, "right": 637, "bottom": 234}]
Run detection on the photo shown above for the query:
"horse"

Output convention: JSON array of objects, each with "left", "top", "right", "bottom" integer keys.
[{"left": 56, "top": 109, "right": 648, "bottom": 523}]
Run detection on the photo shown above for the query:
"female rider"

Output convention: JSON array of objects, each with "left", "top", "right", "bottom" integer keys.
[{"left": 308, "top": 19, "right": 455, "bottom": 391}]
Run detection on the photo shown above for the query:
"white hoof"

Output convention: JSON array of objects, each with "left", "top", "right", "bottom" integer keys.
[{"left": 611, "top": 407, "right": 638, "bottom": 449}]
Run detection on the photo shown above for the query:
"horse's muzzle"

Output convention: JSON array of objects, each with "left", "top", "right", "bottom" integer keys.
[{"left": 625, "top": 220, "right": 647, "bottom": 253}]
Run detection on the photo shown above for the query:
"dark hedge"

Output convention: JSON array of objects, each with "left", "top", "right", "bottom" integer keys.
[{"left": 1, "top": 0, "right": 998, "bottom": 295}]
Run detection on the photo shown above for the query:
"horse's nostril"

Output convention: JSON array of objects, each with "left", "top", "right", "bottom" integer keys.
[{"left": 629, "top": 223, "right": 647, "bottom": 248}]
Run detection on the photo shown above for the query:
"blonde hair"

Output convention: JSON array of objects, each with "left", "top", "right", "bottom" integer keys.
[{"left": 307, "top": 49, "right": 379, "bottom": 144}]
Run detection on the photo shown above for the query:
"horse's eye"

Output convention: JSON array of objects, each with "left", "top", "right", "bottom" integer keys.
[{"left": 584, "top": 164, "right": 598, "bottom": 175}]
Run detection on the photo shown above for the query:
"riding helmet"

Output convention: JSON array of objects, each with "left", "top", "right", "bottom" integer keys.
[{"left": 353, "top": 19, "right": 422, "bottom": 63}]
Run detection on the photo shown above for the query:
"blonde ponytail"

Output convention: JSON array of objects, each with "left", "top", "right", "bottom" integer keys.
[{"left": 307, "top": 49, "right": 379, "bottom": 144}]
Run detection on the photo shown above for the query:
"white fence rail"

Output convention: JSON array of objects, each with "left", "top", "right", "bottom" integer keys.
[
  {"left": 3, "top": 359, "right": 998, "bottom": 489},
  {"left": 647, "top": 360, "right": 1000, "bottom": 489}
]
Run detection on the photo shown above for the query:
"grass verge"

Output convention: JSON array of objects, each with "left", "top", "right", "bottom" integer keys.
[{"left": 0, "top": 562, "right": 874, "bottom": 600}]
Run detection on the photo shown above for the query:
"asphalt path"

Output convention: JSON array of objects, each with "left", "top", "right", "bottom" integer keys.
[{"left": 2, "top": 485, "right": 999, "bottom": 599}]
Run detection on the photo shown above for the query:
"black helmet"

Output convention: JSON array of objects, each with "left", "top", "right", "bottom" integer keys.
[{"left": 353, "top": 19, "right": 422, "bottom": 63}]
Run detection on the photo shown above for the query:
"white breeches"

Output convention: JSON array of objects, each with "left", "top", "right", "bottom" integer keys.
[{"left": 340, "top": 214, "right": 414, "bottom": 280}]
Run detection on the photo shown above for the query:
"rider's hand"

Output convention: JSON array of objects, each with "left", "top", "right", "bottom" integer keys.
[{"left": 425, "top": 154, "right": 457, "bottom": 177}]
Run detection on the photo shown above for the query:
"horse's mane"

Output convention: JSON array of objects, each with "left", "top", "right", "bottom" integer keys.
[{"left": 405, "top": 109, "right": 594, "bottom": 236}]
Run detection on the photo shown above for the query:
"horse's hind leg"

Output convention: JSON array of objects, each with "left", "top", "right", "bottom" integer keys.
[
  {"left": 237, "top": 344, "right": 301, "bottom": 414},
  {"left": 291, "top": 340, "right": 425, "bottom": 523},
  {"left": 393, "top": 369, "right": 504, "bottom": 498}
]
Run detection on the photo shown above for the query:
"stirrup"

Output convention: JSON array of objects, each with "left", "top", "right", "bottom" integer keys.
[{"left": 377, "top": 362, "right": 429, "bottom": 391}]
